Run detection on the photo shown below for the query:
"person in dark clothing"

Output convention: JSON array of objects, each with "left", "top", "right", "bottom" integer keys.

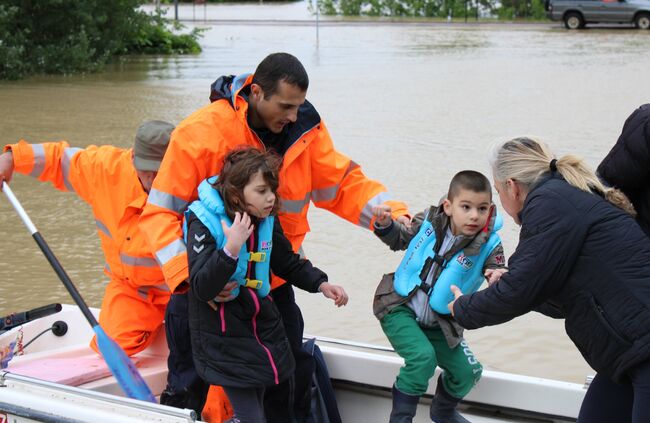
[
  {"left": 185, "top": 147, "right": 347, "bottom": 423},
  {"left": 598, "top": 103, "right": 650, "bottom": 237},
  {"left": 448, "top": 137, "right": 650, "bottom": 423},
  {"left": 154, "top": 52, "right": 409, "bottom": 422}
]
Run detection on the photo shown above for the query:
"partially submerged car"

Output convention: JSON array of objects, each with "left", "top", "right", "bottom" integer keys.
[{"left": 546, "top": 0, "right": 650, "bottom": 29}]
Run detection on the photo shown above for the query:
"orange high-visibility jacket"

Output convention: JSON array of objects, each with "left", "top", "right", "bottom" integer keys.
[
  {"left": 140, "top": 74, "right": 409, "bottom": 293},
  {"left": 5, "top": 141, "right": 168, "bottom": 295}
]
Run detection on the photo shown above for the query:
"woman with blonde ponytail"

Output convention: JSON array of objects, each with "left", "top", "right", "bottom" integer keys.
[{"left": 449, "top": 137, "right": 650, "bottom": 423}]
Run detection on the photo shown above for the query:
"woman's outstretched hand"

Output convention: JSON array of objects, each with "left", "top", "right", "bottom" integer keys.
[
  {"left": 319, "top": 282, "right": 349, "bottom": 307},
  {"left": 448, "top": 285, "right": 464, "bottom": 317}
]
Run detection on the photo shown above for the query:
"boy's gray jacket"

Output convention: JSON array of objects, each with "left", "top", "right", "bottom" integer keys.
[{"left": 373, "top": 205, "right": 505, "bottom": 348}]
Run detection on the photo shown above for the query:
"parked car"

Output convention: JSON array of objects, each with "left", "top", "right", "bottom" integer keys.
[{"left": 546, "top": 0, "right": 650, "bottom": 29}]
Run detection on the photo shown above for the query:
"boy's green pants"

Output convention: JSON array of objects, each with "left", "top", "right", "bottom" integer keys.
[{"left": 380, "top": 305, "right": 482, "bottom": 398}]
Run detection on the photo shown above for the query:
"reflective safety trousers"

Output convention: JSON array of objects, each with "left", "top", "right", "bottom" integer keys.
[
  {"left": 140, "top": 73, "right": 409, "bottom": 292},
  {"left": 394, "top": 213, "right": 503, "bottom": 314},
  {"left": 184, "top": 177, "right": 273, "bottom": 298},
  {"left": 5, "top": 141, "right": 168, "bottom": 295}
]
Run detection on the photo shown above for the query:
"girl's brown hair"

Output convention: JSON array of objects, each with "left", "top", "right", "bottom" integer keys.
[{"left": 212, "top": 146, "right": 282, "bottom": 218}]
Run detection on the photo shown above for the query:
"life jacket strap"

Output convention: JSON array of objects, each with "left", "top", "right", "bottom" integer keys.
[
  {"left": 245, "top": 279, "right": 263, "bottom": 289},
  {"left": 418, "top": 254, "right": 447, "bottom": 293},
  {"left": 248, "top": 252, "right": 267, "bottom": 262}
]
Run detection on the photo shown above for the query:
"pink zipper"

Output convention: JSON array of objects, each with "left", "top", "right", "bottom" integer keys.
[
  {"left": 248, "top": 289, "right": 279, "bottom": 384},
  {"left": 220, "top": 303, "right": 226, "bottom": 333}
]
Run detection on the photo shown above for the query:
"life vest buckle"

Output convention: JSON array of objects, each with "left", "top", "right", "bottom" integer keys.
[
  {"left": 248, "top": 252, "right": 267, "bottom": 262},
  {"left": 245, "top": 279, "right": 263, "bottom": 289}
]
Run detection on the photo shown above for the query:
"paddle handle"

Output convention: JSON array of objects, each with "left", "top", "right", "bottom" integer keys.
[{"left": 2, "top": 182, "right": 98, "bottom": 326}]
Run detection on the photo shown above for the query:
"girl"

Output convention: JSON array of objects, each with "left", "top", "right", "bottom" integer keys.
[
  {"left": 185, "top": 147, "right": 347, "bottom": 423},
  {"left": 449, "top": 137, "right": 650, "bottom": 423}
]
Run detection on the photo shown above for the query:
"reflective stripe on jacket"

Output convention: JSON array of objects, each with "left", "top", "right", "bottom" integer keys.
[
  {"left": 4, "top": 140, "right": 167, "bottom": 292},
  {"left": 140, "top": 73, "right": 409, "bottom": 292}
]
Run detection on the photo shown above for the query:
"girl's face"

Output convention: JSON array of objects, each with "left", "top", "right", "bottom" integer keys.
[{"left": 243, "top": 169, "right": 276, "bottom": 218}]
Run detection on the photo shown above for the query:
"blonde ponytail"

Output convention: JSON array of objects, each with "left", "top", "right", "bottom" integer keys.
[{"left": 490, "top": 137, "right": 636, "bottom": 216}]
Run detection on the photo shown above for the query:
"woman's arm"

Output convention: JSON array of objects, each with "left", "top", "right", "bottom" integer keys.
[
  {"left": 534, "top": 302, "right": 565, "bottom": 319},
  {"left": 453, "top": 192, "right": 586, "bottom": 329}
]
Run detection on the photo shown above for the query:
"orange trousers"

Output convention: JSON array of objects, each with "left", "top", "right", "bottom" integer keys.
[
  {"left": 90, "top": 278, "right": 170, "bottom": 356},
  {"left": 202, "top": 385, "right": 234, "bottom": 422}
]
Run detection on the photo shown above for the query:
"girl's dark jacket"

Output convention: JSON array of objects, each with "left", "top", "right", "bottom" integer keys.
[
  {"left": 598, "top": 103, "right": 650, "bottom": 237},
  {"left": 186, "top": 211, "right": 327, "bottom": 388},
  {"left": 453, "top": 174, "right": 650, "bottom": 383}
]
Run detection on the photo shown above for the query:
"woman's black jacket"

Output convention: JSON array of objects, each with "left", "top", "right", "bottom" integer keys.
[
  {"left": 186, "top": 211, "right": 327, "bottom": 388},
  {"left": 598, "top": 103, "right": 650, "bottom": 236},
  {"left": 453, "top": 174, "right": 650, "bottom": 382}
]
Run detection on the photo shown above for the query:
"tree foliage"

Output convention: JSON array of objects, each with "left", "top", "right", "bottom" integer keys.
[
  {"left": 0, "top": 1, "right": 202, "bottom": 80},
  {"left": 310, "top": 0, "right": 546, "bottom": 18}
]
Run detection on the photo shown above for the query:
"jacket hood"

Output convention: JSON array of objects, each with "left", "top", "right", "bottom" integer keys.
[
  {"left": 209, "top": 75, "right": 235, "bottom": 104},
  {"left": 209, "top": 74, "right": 250, "bottom": 105}
]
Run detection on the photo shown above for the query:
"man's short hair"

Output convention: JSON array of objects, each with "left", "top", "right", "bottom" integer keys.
[
  {"left": 447, "top": 170, "right": 492, "bottom": 200},
  {"left": 252, "top": 52, "right": 309, "bottom": 98}
]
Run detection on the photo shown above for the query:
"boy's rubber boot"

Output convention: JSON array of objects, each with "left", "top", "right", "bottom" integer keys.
[
  {"left": 429, "top": 378, "right": 471, "bottom": 423},
  {"left": 389, "top": 384, "right": 420, "bottom": 423}
]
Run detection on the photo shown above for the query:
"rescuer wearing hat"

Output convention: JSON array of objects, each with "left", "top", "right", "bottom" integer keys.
[{"left": 0, "top": 120, "right": 175, "bottom": 356}]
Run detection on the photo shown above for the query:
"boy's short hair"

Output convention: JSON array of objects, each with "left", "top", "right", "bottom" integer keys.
[{"left": 447, "top": 170, "right": 492, "bottom": 200}]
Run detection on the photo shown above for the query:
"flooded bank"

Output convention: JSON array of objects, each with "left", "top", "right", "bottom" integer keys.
[{"left": 1, "top": 7, "right": 649, "bottom": 383}]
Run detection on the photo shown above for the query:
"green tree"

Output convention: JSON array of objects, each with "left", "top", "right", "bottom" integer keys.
[
  {"left": 0, "top": 1, "right": 202, "bottom": 80},
  {"left": 310, "top": 0, "right": 545, "bottom": 19}
]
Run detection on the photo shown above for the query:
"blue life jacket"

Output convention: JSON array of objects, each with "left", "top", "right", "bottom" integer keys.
[
  {"left": 394, "top": 211, "right": 503, "bottom": 315},
  {"left": 183, "top": 176, "right": 273, "bottom": 298}
]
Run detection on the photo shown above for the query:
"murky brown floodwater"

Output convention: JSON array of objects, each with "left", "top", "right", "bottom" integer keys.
[{"left": 1, "top": 5, "right": 649, "bottom": 384}]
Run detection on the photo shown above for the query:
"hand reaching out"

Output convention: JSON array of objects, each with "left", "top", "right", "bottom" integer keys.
[
  {"left": 372, "top": 205, "right": 393, "bottom": 227},
  {"left": 395, "top": 214, "right": 412, "bottom": 230},
  {"left": 0, "top": 152, "right": 15, "bottom": 191},
  {"left": 447, "top": 285, "right": 464, "bottom": 317},
  {"left": 221, "top": 212, "right": 253, "bottom": 257},
  {"left": 319, "top": 282, "right": 349, "bottom": 307},
  {"left": 485, "top": 268, "right": 508, "bottom": 286}
]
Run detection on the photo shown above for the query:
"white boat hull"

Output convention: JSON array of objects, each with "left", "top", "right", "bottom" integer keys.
[{"left": 0, "top": 305, "right": 586, "bottom": 422}]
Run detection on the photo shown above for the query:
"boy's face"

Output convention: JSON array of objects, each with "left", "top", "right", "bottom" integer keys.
[{"left": 443, "top": 189, "right": 492, "bottom": 237}]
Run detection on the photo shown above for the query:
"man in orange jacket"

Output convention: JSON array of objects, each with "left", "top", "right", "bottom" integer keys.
[
  {"left": 140, "top": 53, "right": 410, "bottom": 422},
  {"left": 0, "top": 121, "right": 175, "bottom": 358}
]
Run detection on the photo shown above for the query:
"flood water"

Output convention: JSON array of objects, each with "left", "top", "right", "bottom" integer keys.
[{"left": 1, "top": 3, "right": 649, "bottom": 384}]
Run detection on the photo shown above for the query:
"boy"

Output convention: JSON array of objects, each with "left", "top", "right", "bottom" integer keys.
[{"left": 372, "top": 170, "right": 506, "bottom": 423}]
